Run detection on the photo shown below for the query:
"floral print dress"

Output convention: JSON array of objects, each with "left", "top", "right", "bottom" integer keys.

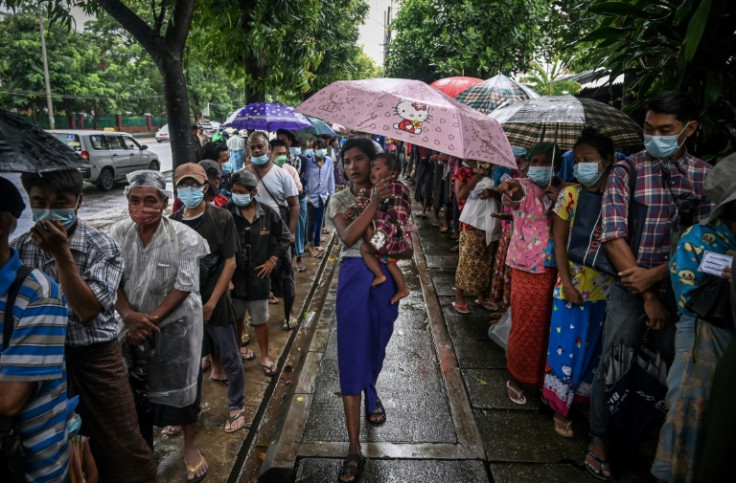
[{"left": 542, "top": 185, "right": 614, "bottom": 416}]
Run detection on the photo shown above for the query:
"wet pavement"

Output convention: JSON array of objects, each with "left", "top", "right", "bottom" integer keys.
[{"left": 248, "top": 187, "right": 655, "bottom": 482}]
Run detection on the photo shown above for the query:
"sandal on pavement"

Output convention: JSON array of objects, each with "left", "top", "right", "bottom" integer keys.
[
  {"left": 185, "top": 451, "right": 208, "bottom": 483},
  {"left": 224, "top": 410, "right": 247, "bottom": 433},
  {"left": 296, "top": 264, "right": 307, "bottom": 273},
  {"left": 268, "top": 295, "right": 279, "bottom": 305},
  {"left": 506, "top": 380, "right": 527, "bottom": 405},
  {"left": 585, "top": 449, "right": 612, "bottom": 481},
  {"left": 163, "top": 425, "right": 182, "bottom": 436},
  {"left": 439, "top": 226, "right": 450, "bottom": 233},
  {"left": 451, "top": 302, "right": 470, "bottom": 314},
  {"left": 337, "top": 453, "right": 366, "bottom": 483},
  {"left": 261, "top": 362, "right": 278, "bottom": 377},
  {"left": 553, "top": 415, "right": 574, "bottom": 438},
  {"left": 475, "top": 299, "right": 501, "bottom": 312},
  {"left": 209, "top": 376, "right": 229, "bottom": 386},
  {"left": 240, "top": 332, "right": 250, "bottom": 346},
  {"left": 240, "top": 347, "right": 256, "bottom": 361},
  {"left": 282, "top": 317, "right": 298, "bottom": 331},
  {"left": 365, "top": 398, "right": 386, "bottom": 426}
]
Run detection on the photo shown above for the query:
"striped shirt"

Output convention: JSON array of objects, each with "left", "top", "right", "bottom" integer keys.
[
  {"left": 11, "top": 220, "right": 124, "bottom": 347},
  {"left": 1, "top": 249, "right": 70, "bottom": 482},
  {"left": 600, "top": 150, "right": 713, "bottom": 268}
]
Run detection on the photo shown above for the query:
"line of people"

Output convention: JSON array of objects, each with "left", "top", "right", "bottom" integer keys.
[
  {"left": 0, "top": 129, "right": 350, "bottom": 482},
  {"left": 427, "top": 90, "right": 734, "bottom": 482}
]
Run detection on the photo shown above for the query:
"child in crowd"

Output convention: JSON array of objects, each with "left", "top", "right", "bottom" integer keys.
[{"left": 352, "top": 153, "right": 413, "bottom": 304}]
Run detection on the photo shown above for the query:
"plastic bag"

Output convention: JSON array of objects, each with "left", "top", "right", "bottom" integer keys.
[{"left": 488, "top": 308, "right": 511, "bottom": 355}]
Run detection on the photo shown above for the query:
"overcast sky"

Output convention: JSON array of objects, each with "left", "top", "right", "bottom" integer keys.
[{"left": 358, "top": 0, "right": 396, "bottom": 67}]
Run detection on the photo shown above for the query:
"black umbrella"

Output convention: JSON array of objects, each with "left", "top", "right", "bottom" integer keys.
[{"left": 0, "top": 109, "right": 86, "bottom": 173}]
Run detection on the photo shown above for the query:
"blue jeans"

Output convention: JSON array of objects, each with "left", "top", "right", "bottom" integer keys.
[
  {"left": 589, "top": 283, "right": 647, "bottom": 444},
  {"left": 294, "top": 196, "right": 307, "bottom": 257}
]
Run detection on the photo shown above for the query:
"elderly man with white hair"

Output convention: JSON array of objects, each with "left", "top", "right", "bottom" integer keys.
[{"left": 110, "top": 170, "right": 211, "bottom": 483}]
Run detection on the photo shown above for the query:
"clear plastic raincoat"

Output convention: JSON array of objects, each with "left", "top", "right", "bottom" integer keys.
[{"left": 110, "top": 217, "right": 210, "bottom": 407}]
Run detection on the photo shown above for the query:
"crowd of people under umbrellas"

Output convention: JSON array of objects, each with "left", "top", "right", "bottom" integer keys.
[{"left": 1, "top": 89, "right": 735, "bottom": 483}]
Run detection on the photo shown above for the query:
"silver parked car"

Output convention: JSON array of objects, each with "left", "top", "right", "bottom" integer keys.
[{"left": 49, "top": 130, "right": 160, "bottom": 190}]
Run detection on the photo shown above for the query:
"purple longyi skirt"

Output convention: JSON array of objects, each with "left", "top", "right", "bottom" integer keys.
[{"left": 336, "top": 257, "right": 399, "bottom": 414}]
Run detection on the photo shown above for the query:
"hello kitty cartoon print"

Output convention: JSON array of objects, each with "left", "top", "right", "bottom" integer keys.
[{"left": 394, "top": 100, "right": 429, "bottom": 134}]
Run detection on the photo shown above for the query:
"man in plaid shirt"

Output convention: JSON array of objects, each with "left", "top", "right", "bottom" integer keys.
[
  {"left": 12, "top": 169, "right": 156, "bottom": 482},
  {"left": 585, "top": 91, "right": 714, "bottom": 479}
]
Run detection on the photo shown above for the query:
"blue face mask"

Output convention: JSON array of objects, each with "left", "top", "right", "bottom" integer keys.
[
  {"left": 289, "top": 147, "right": 302, "bottom": 156},
  {"left": 573, "top": 161, "right": 603, "bottom": 186},
  {"left": 251, "top": 154, "right": 270, "bottom": 165},
  {"left": 221, "top": 162, "right": 233, "bottom": 174},
  {"left": 232, "top": 193, "right": 252, "bottom": 207},
  {"left": 32, "top": 204, "right": 78, "bottom": 231},
  {"left": 303, "top": 148, "right": 314, "bottom": 157},
  {"left": 527, "top": 166, "right": 552, "bottom": 186},
  {"left": 177, "top": 186, "right": 205, "bottom": 209},
  {"left": 315, "top": 149, "right": 327, "bottom": 158},
  {"left": 644, "top": 123, "right": 690, "bottom": 159}
]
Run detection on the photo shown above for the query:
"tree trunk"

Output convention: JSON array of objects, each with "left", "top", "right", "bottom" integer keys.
[
  {"left": 243, "top": 52, "right": 266, "bottom": 103},
  {"left": 158, "top": 56, "right": 198, "bottom": 165}
]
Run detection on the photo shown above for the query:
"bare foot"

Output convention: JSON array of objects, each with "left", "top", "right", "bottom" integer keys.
[
  {"left": 184, "top": 448, "right": 208, "bottom": 481},
  {"left": 370, "top": 273, "right": 387, "bottom": 287},
  {"left": 390, "top": 287, "right": 410, "bottom": 304}
]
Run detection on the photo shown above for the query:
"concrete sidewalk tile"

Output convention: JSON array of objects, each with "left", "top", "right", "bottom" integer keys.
[
  {"left": 443, "top": 310, "right": 495, "bottom": 340},
  {"left": 296, "top": 457, "right": 490, "bottom": 482},
  {"left": 462, "top": 368, "right": 542, "bottom": 411},
  {"left": 425, "top": 254, "right": 461, "bottom": 269},
  {"left": 490, "top": 463, "right": 589, "bottom": 482},
  {"left": 475, "top": 409, "right": 587, "bottom": 462},
  {"left": 453, "top": 335, "right": 508, "bottom": 369}
]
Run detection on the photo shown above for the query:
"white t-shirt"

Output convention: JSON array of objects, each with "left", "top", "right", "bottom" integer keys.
[{"left": 254, "top": 165, "right": 298, "bottom": 212}]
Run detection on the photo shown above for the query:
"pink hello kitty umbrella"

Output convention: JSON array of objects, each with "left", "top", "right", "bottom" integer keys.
[{"left": 295, "top": 78, "right": 516, "bottom": 168}]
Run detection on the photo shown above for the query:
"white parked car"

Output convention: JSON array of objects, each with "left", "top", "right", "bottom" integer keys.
[
  {"left": 49, "top": 130, "right": 160, "bottom": 191},
  {"left": 155, "top": 124, "right": 169, "bottom": 142}
]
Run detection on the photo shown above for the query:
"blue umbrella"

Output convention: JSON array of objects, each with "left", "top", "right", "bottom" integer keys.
[
  {"left": 224, "top": 102, "right": 312, "bottom": 131},
  {"left": 302, "top": 115, "right": 336, "bottom": 136}
]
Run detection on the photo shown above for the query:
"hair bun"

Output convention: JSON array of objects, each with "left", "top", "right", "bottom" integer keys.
[{"left": 580, "top": 127, "right": 600, "bottom": 138}]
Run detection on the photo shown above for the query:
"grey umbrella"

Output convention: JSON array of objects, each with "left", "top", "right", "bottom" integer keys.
[{"left": 0, "top": 109, "right": 86, "bottom": 173}]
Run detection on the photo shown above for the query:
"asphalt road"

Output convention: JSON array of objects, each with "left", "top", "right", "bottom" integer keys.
[{"left": 5, "top": 137, "right": 173, "bottom": 237}]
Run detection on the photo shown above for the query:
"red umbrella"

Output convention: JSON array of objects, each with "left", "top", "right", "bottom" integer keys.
[{"left": 429, "top": 76, "right": 484, "bottom": 98}]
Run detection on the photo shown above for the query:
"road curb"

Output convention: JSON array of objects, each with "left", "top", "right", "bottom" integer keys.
[{"left": 229, "top": 236, "right": 339, "bottom": 482}]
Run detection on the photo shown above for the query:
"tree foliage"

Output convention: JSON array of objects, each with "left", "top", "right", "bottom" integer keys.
[
  {"left": 385, "top": 0, "right": 548, "bottom": 82},
  {"left": 577, "top": 0, "right": 736, "bottom": 156},
  {"left": 189, "top": 0, "right": 379, "bottom": 103},
  {"left": 521, "top": 61, "right": 581, "bottom": 96}
]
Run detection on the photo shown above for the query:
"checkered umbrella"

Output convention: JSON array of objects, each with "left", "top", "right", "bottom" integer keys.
[
  {"left": 455, "top": 74, "right": 540, "bottom": 114},
  {"left": 223, "top": 102, "right": 312, "bottom": 131},
  {"left": 489, "top": 95, "right": 644, "bottom": 154}
]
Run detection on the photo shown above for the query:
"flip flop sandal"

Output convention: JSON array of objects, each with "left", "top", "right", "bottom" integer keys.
[
  {"left": 261, "top": 362, "right": 278, "bottom": 377},
  {"left": 268, "top": 296, "right": 279, "bottom": 305},
  {"left": 282, "top": 317, "right": 298, "bottom": 331},
  {"left": 209, "top": 376, "right": 229, "bottom": 386},
  {"left": 553, "top": 416, "right": 574, "bottom": 438},
  {"left": 365, "top": 399, "right": 386, "bottom": 426},
  {"left": 585, "top": 449, "right": 612, "bottom": 481},
  {"left": 474, "top": 299, "right": 498, "bottom": 311},
  {"left": 337, "top": 453, "right": 366, "bottom": 483},
  {"left": 296, "top": 264, "right": 307, "bottom": 273},
  {"left": 439, "top": 226, "right": 450, "bottom": 233},
  {"left": 224, "top": 410, "right": 248, "bottom": 433},
  {"left": 451, "top": 302, "right": 470, "bottom": 314},
  {"left": 240, "top": 332, "right": 250, "bottom": 346},
  {"left": 185, "top": 451, "right": 208, "bottom": 483},
  {"left": 163, "top": 425, "right": 182, "bottom": 436},
  {"left": 240, "top": 347, "right": 256, "bottom": 361},
  {"left": 506, "top": 380, "right": 527, "bottom": 405}
]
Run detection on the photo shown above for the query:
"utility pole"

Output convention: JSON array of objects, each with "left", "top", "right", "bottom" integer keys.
[
  {"left": 383, "top": 3, "right": 392, "bottom": 66},
  {"left": 38, "top": 2, "right": 55, "bottom": 129}
]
